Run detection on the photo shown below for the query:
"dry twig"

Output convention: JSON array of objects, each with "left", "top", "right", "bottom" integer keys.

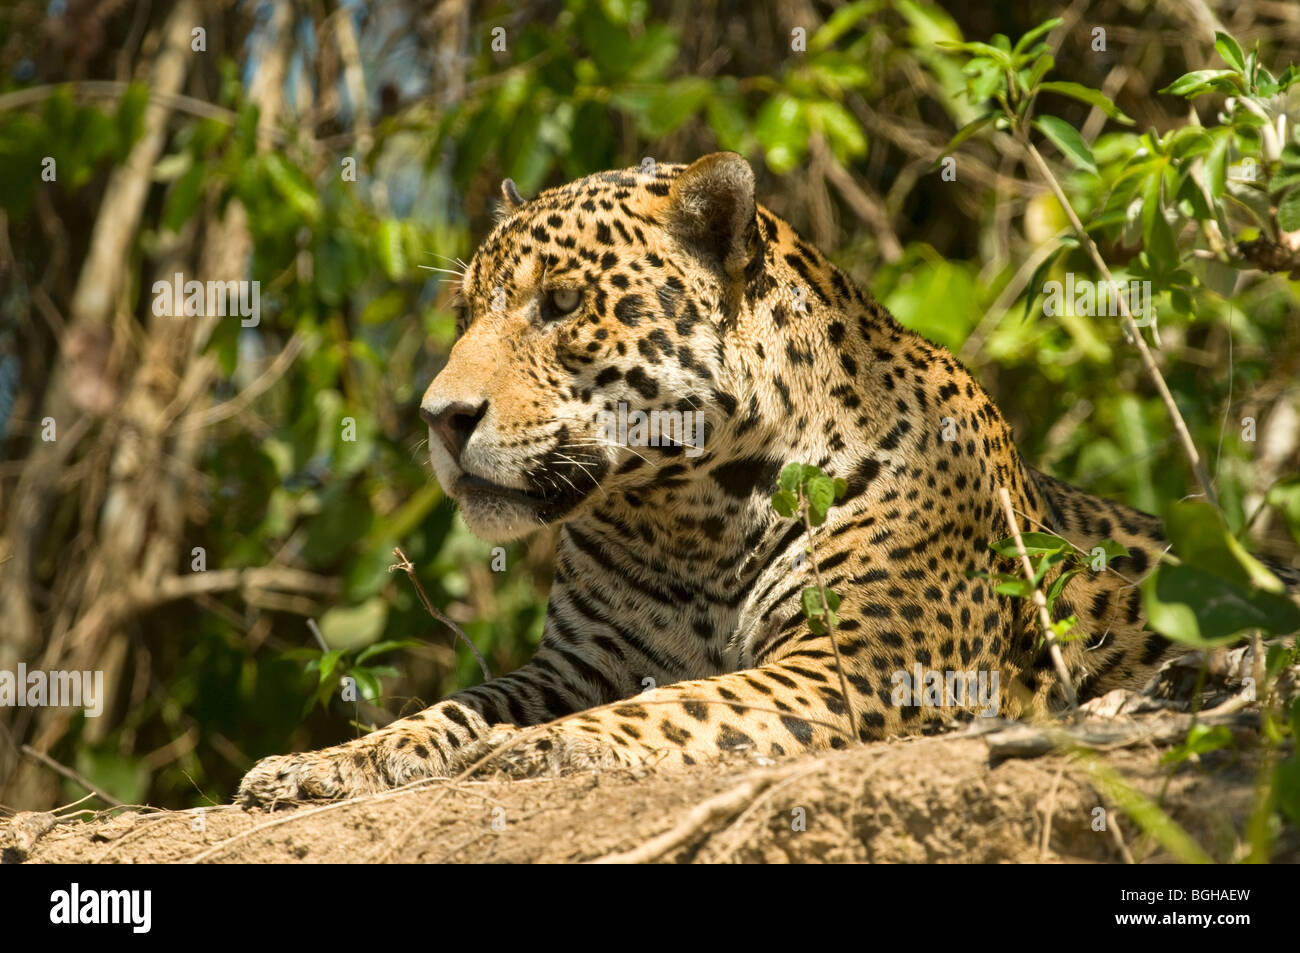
[
  {"left": 390, "top": 547, "right": 491, "bottom": 680},
  {"left": 21, "top": 744, "right": 123, "bottom": 807},
  {"left": 587, "top": 778, "right": 771, "bottom": 864}
]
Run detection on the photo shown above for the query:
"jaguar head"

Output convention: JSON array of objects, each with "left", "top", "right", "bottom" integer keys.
[{"left": 421, "top": 153, "right": 760, "bottom": 541}]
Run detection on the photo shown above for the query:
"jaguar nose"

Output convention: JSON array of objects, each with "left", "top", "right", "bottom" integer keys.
[{"left": 422, "top": 400, "right": 488, "bottom": 466}]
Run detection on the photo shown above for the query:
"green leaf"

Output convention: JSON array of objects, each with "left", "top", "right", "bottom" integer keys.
[
  {"left": 114, "top": 82, "right": 149, "bottom": 160},
  {"left": 1161, "top": 723, "right": 1232, "bottom": 765},
  {"left": 1083, "top": 758, "right": 1214, "bottom": 863},
  {"left": 755, "top": 94, "right": 808, "bottom": 174},
  {"left": 1214, "top": 32, "right": 1245, "bottom": 72},
  {"left": 1049, "top": 615, "right": 1079, "bottom": 639},
  {"left": 263, "top": 153, "right": 320, "bottom": 222},
  {"left": 1023, "top": 53, "right": 1055, "bottom": 92},
  {"left": 801, "top": 586, "right": 839, "bottom": 614},
  {"left": 360, "top": 289, "right": 407, "bottom": 326},
  {"left": 706, "top": 94, "right": 754, "bottom": 153},
  {"left": 1031, "top": 550, "right": 1067, "bottom": 587},
  {"left": 778, "top": 463, "right": 806, "bottom": 493},
  {"left": 351, "top": 667, "right": 382, "bottom": 703},
  {"left": 809, "top": 0, "right": 873, "bottom": 52},
  {"left": 316, "top": 649, "right": 344, "bottom": 686},
  {"left": 162, "top": 161, "right": 206, "bottom": 233},
  {"left": 1166, "top": 127, "right": 1213, "bottom": 161},
  {"left": 1278, "top": 188, "right": 1300, "bottom": 232},
  {"left": 1036, "top": 81, "right": 1134, "bottom": 124},
  {"left": 1204, "top": 132, "right": 1230, "bottom": 198},
  {"left": 936, "top": 40, "right": 1012, "bottom": 67},
  {"left": 1092, "top": 539, "right": 1132, "bottom": 561},
  {"left": 807, "top": 100, "right": 867, "bottom": 160},
  {"left": 1045, "top": 567, "right": 1083, "bottom": 607},
  {"left": 938, "top": 112, "right": 997, "bottom": 157},
  {"left": 1033, "top": 116, "right": 1097, "bottom": 173},
  {"left": 307, "top": 678, "right": 336, "bottom": 716},
  {"left": 993, "top": 577, "right": 1035, "bottom": 598},
  {"left": 1165, "top": 501, "right": 1284, "bottom": 593},
  {"left": 801, "top": 586, "right": 840, "bottom": 631},
  {"left": 1141, "top": 169, "right": 1178, "bottom": 275},
  {"left": 989, "top": 531, "right": 1072, "bottom": 558},
  {"left": 771, "top": 490, "right": 798, "bottom": 518},
  {"left": 1022, "top": 237, "right": 1077, "bottom": 318},
  {"left": 1012, "top": 17, "right": 1062, "bottom": 56},
  {"left": 318, "top": 598, "right": 389, "bottom": 651},
  {"left": 1272, "top": 170, "right": 1300, "bottom": 194},
  {"left": 1141, "top": 564, "right": 1300, "bottom": 647},
  {"left": 1265, "top": 475, "right": 1300, "bottom": 546},
  {"left": 355, "top": 638, "right": 423, "bottom": 665},
  {"left": 152, "top": 151, "right": 192, "bottom": 182},
  {"left": 1159, "top": 69, "right": 1240, "bottom": 98},
  {"left": 1277, "top": 757, "right": 1300, "bottom": 827},
  {"left": 965, "top": 61, "right": 1005, "bottom": 104},
  {"left": 640, "top": 77, "right": 713, "bottom": 137},
  {"left": 805, "top": 475, "right": 835, "bottom": 524}
]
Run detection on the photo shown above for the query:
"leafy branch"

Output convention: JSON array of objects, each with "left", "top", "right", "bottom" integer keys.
[
  {"left": 993, "top": 487, "right": 1079, "bottom": 708},
  {"left": 973, "top": 516, "right": 1130, "bottom": 653},
  {"left": 939, "top": 17, "right": 1224, "bottom": 506},
  {"left": 772, "top": 463, "right": 858, "bottom": 740}
]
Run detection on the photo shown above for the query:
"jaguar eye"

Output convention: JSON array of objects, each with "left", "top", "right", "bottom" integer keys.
[{"left": 545, "top": 288, "right": 582, "bottom": 318}]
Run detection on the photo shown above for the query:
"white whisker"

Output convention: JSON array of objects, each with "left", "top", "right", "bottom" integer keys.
[{"left": 419, "top": 265, "right": 467, "bottom": 279}]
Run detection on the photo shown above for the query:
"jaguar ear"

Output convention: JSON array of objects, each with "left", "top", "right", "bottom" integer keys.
[
  {"left": 500, "top": 178, "right": 525, "bottom": 209},
  {"left": 666, "top": 152, "right": 757, "bottom": 280}
]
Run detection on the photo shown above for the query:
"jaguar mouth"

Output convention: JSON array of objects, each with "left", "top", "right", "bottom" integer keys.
[
  {"left": 447, "top": 432, "right": 611, "bottom": 534},
  {"left": 454, "top": 474, "right": 548, "bottom": 508}
]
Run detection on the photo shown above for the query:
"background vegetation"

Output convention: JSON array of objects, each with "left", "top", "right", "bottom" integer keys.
[{"left": 0, "top": 0, "right": 1297, "bottom": 815}]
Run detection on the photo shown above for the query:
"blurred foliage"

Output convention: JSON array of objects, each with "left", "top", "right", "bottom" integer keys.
[{"left": 0, "top": 0, "right": 1298, "bottom": 819}]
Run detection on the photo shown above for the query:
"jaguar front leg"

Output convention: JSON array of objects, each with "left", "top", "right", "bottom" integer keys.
[
  {"left": 236, "top": 649, "right": 622, "bottom": 807},
  {"left": 236, "top": 700, "right": 499, "bottom": 807}
]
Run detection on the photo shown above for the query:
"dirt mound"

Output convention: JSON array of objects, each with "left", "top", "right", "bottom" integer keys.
[{"left": 4, "top": 706, "right": 1290, "bottom": 864}]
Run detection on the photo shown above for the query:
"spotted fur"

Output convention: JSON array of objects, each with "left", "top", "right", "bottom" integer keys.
[{"left": 238, "top": 153, "right": 1250, "bottom": 805}]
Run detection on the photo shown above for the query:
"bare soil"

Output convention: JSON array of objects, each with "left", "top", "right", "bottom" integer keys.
[{"left": 4, "top": 703, "right": 1292, "bottom": 864}]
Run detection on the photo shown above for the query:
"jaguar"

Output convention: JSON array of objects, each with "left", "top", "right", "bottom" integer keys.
[{"left": 237, "top": 152, "right": 1269, "bottom": 806}]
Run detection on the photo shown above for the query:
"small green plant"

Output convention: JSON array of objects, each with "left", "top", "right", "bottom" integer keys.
[
  {"left": 284, "top": 546, "right": 493, "bottom": 722},
  {"left": 771, "top": 463, "right": 857, "bottom": 739},
  {"left": 1161, "top": 722, "right": 1233, "bottom": 767},
  {"left": 281, "top": 633, "right": 421, "bottom": 719},
  {"left": 973, "top": 531, "right": 1130, "bottom": 646}
]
